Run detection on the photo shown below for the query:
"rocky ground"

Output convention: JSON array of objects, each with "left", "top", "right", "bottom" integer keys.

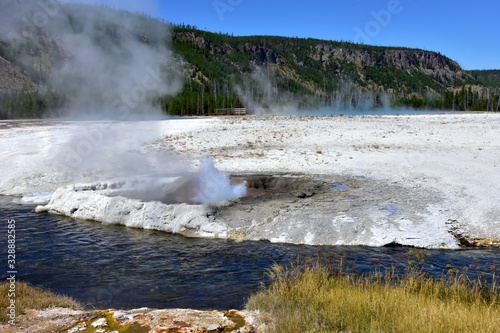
[{"left": 0, "top": 307, "right": 269, "bottom": 332}]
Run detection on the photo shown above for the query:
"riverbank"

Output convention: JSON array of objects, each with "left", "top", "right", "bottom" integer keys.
[
  {"left": 0, "top": 306, "right": 268, "bottom": 332},
  {"left": 246, "top": 257, "right": 500, "bottom": 333},
  {"left": 2, "top": 254, "right": 499, "bottom": 333},
  {"left": 0, "top": 282, "right": 267, "bottom": 332}
]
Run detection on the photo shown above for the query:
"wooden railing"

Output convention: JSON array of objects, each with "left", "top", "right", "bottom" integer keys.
[{"left": 211, "top": 108, "right": 247, "bottom": 116}]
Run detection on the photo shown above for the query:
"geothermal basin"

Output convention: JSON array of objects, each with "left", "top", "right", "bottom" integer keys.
[
  {"left": 2, "top": 115, "right": 500, "bottom": 249},
  {"left": 36, "top": 171, "right": 460, "bottom": 248}
]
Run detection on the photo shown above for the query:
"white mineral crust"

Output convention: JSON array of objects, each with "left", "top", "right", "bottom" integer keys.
[{"left": 2, "top": 114, "right": 499, "bottom": 248}]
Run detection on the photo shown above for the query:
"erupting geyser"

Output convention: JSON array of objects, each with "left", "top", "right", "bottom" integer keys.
[
  {"left": 192, "top": 157, "right": 247, "bottom": 204},
  {"left": 110, "top": 157, "right": 247, "bottom": 204}
]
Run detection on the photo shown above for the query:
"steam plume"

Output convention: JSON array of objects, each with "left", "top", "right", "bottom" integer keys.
[{"left": 0, "top": 0, "right": 246, "bottom": 203}]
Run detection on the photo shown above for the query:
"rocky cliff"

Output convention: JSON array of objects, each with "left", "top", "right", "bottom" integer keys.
[
  {"left": 173, "top": 29, "right": 472, "bottom": 94},
  {"left": 0, "top": 56, "right": 38, "bottom": 93}
]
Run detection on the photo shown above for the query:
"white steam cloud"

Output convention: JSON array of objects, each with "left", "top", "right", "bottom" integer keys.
[
  {"left": 234, "top": 66, "right": 300, "bottom": 115},
  {"left": 0, "top": 0, "right": 246, "bottom": 204},
  {"left": 50, "top": 2, "right": 181, "bottom": 119}
]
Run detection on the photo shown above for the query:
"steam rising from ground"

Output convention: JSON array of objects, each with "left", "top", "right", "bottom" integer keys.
[
  {"left": 49, "top": 122, "right": 246, "bottom": 204},
  {"left": 233, "top": 66, "right": 395, "bottom": 115},
  {"left": 234, "top": 67, "right": 299, "bottom": 115},
  {"left": 0, "top": 1, "right": 246, "bottom": 203},
  {"left": 118, "top": 157, "right": 246, "bottom": 204},
  {"left": 53, "top": 4, "right": 182, "bottom": 119}
]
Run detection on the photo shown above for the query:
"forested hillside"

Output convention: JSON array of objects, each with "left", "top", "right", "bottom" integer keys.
[
  {"left": 0, "top": 2, "right": 499, "bottom": 119},
  {"left": 167, "top": 26, "right": 500, "bottom": 114},
  {"left": 468, "top": 70, "right": 500, "bottom": 87}
]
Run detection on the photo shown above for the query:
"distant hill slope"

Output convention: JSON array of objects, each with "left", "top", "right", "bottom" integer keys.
[
  {"left": 173, "top": 28, "right": 468, "bottom": 93},
  {"left": 169, "top": 26, "right": 498, "bottom": 113},
  {"left": 0, "top": 3, "right": 498, "bottom": 118},
  {"left": 0, "top": 56, "right": 37, "bottom": 93},
  {"left": 467, "top": 69, "right": 500, "bottom": 87}
]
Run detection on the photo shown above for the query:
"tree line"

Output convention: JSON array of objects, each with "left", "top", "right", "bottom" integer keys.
[
  {"left": 0, "top": 91, "right": 65, "bottom": 119},
  {"left": 1, "top": 11, "right": 500, "bottom": 119}
]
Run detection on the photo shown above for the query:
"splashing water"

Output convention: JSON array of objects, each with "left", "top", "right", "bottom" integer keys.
[
  {"left": 117, "top": 157, "right": 247, "bottom": 204},
  {"left": 192, "top": 157, "right": 247, "bottom": 204}
]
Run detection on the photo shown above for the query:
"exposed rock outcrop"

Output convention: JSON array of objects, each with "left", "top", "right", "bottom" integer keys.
[
  {"left": 0, "top": 308, "right": 93, "bottom": 333},
  {"left": 174, "top": 30, "right": 470, "bottom": 91},
  {"left": 35, "top": 173, "right": 459, "bottom": 248},
  {"left": 312, "top": 44, "right": 460, "bottom": 71},
  {"left": 0, "top": 307, "right": 270, "bottom": 333},
  {"left": 0, "top": 56, "right": 38, "bottom": 93}
]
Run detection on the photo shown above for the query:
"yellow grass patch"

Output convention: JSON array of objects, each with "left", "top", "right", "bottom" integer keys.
[
  {"left": 247, "top": 260, "right": 500, "bottom": 333},
  {"left": 0, "top": 281, "right": 81, "bottom": 323}
]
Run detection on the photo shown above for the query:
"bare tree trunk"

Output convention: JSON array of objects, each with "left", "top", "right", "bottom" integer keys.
[
  {"left": 214, "top": 82, "right": 217, "bottom": 110},
  {"left": 224, "top": 83, "right": 228, "bottom": 109},
  {"left": 464, "top": 88, "right": 469, "bottom": 111},
  {"left": 487, "top": 88, "right": 491, "bottom": 111},
  {"left": 201, "top": 85, "right": 205, "bottom": 115},
  {"left": 197, "top": 91, "right": 200, "bottom": 115}
]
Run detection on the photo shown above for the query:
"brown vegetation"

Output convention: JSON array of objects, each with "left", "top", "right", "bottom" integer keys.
[{"left": 247, "top": 252, "right": 500, "bottom": 332}]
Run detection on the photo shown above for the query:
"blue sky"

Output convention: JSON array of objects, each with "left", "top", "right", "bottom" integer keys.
[{"left": 63, "top": 0, "right": 499, "bottom": 70}]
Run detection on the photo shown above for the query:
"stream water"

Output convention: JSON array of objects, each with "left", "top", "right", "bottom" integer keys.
[{"left": 1, "top": 196, "right": 499, "bottom": 310}]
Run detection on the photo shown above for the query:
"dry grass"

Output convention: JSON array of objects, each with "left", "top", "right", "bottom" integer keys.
[
  {"left": 0, "top": 282, "right": 81, "bottom": 323},
  {"left": 246, "top": 254, "right": 500, "bottom": 333}
]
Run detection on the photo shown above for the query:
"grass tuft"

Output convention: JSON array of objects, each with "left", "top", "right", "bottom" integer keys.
[
  {"left": 246, "top": 253, "right": 500, "bottom": 333},
  {"left": 0, "top": 282, "right": 81, "bottom": 323}
]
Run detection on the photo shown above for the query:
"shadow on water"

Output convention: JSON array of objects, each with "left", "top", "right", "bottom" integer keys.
[{"left": 1, "top": 196, "right": 499, "bottom": 310}]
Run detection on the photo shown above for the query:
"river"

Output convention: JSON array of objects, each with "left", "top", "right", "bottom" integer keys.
[{"left": 1, "top": 196, "right": 499, "bottom": 310}]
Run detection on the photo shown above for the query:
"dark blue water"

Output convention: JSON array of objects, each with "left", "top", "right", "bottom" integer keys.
[{"left": 1, "top": 196, "right": 499, "bottom": 310}]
